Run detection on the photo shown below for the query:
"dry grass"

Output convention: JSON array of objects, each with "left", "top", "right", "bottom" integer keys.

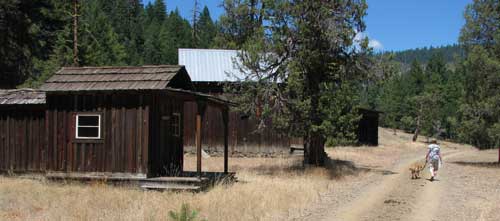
[
  {"left": 0, "top": 128, "right": 473, "bottom": 220},
  {"left": 0, "top": 157, "right": 338, "bottom": 221}
]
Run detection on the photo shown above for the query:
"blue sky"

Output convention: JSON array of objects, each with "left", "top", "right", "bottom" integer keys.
[{"left": 142, "top": 0, "right": 472, "bottom": 51}]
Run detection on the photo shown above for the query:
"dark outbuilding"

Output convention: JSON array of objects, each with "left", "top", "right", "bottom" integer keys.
[
  {"left": 357, "top": 108, "right": 381, "bottom": 146},
  {"left": 1, "top": 66, "right": 232, "bottom": 182}
]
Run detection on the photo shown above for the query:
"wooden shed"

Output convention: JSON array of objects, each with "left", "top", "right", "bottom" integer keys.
[
  {"left": 357, "top": 108, "right": 381, "bottom": 146},
  {"left": 179, "top": 49, "right": 297, "bottom": 155},
  {"left": 0, "top": 66, "right": 232, "bottom": 182},
  {"left": 0, "top": 89, "right": 46, "bottom": 172}
]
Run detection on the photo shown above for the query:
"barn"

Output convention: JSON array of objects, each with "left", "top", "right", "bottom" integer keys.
[
  {"left": 179, "top": 48, "right": 296, "bottom": 155},
  {"left": 1, "top": 65, "right": 233, "bottom": 184}
]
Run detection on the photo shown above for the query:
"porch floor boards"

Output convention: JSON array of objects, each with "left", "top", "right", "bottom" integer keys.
[{"left": 42, "top": 171, "right": 236, "bottom": 191}]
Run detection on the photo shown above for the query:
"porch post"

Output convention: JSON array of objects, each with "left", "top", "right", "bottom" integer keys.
[
  {"left": 222, "top": 108, "right": 229, "bottom": 174},
  {"left": 196, "top": 101, "right": 206, "bottom": 177}
]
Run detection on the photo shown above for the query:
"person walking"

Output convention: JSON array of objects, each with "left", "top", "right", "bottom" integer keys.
[{"left": 425, "top": 138, "right": 442, "bottom": 181}]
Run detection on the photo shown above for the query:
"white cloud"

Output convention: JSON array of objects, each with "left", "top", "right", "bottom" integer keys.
[
  {"left": 369, "top": 39, "right": 384, "bottom": 50},
  {"left": 354, "top": 32, "right": 384, "bottom": 51}
]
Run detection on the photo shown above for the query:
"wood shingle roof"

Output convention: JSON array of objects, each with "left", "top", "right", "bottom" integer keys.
[
  {"left": 0, "top": 89, "right": 46, "bottom": 105},
  {"left": 41, "top": 65, "right": 191, "bottom": 91}
]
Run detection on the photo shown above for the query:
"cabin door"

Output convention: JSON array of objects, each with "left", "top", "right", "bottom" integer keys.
[{"left": 157, "top": 101, "right": 183, "bottom": 176}]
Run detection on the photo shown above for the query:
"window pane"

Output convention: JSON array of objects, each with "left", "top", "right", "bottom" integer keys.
[
  {"left": 78, "top": 116, "right": 99, "bottom": 126},
  {"left": 78, "top": 127, "right": 99, "bottom": 138}
]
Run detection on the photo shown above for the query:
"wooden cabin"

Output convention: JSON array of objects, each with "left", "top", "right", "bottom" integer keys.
[
  {"left": 357, "top": 108, "right": 381, "bottom": 146},
  {"left": 0, "top": 89, "right": 46, "bottom": 173},
  {"left": 1, "top": 66, "right": 232, "bottom": 181},
  {"left": 179, "top": 49, "right": 296, "bottom": 155}
]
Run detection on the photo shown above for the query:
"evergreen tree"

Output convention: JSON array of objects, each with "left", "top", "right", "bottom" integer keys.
[
  {"left": 145, "top": 0, "right": 167, "bottom": 23},
  {"left": 100, "top": 0, "right": 145, "bottom": 65},
  {"left": 78, "top": 0, "right": 127, "bottom": 66},
  {"left": 458, "top": 0, "right": 500, "bottom": 149},
  {"left": 143, "top": 21, "right": 172, "bottom": 64},
  {"left": 0, "top": 0, "right": 64, "bottom": 88},
  {"left": 165, "top": 8, "right": 193, "bottom": 64},
  {"left": 195, "top": 6, "right": 216, "bottom": 48},
  {"left": 143, "top": 0, "right": 172, "bottom": 64},
  {"left": 214, "top": 0, "right": 264, "bottom": 49},
  {"left": 226, "top": 0, "right": 369, "bottom": 165}
]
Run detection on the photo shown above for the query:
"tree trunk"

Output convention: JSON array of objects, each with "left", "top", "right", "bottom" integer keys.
[
  {"left": 303, "top": 79, "right": 326, "bottom": 166},
  {"left": 73, "top": 0, "right": 79, "bottom": 66},
  {"left": 304, "top": 131, "right": 326, "bottom": 166},
  {"left": 412, "top": 115, "right": 420, "bottom": 142},
  {"left": 412, "top": 103, "right": 423, "bottom": 142},
  {"left": 498, "top": 148, "right": 499, "bottom": 163}
]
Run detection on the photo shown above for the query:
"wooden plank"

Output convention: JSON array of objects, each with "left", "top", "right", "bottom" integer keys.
[
  {"left": 111, "top": 106, "right": 118, "bottom": 172},
  {"left": 62, "top": 110, "right": 68, "bottom": 171},
  {"left": 127, "top": 108, "right": 134, "bottom": 173},
  {"left": 223, "top": 109, "right": 229, "bottom": 174},
  {"left": 52, "top": 109, "right": 58, "bottom": 171},
  {"left": 0, "top": 115, "right": 4, "bottom": 170},
  {"left": 137, "top": 103, "right": 142, "bottom": 173},
  {"left": 120, "top": 106, "right": 126, "bottom": 172},
  {"left": 34, "top": 114, "right": 40, "bottom": 171},
  {"left": 22, "top": 115, "right": 27, "bottom": 170},
  {"left": 16, "top": 114, "right": 20, "bottom": 170},
  {"left": 29, "top": 115, "right": 35, "bottom": 170},
  {"left": 106, "top": 105, "right": 112, "bottom": 171},
  {"left": 142, "top": 104, "right": 149, "bottom": 175},
  {"left": 4, "top": 114, "right": 9, "bottom": 170},
  {"left": 196, "top": 114, "right": 202, "bottom": 176},
  {"left": 44, "top": 109, "right": 50, "bottom": 171}
]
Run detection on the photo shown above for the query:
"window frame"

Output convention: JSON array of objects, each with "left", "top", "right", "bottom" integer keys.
[
  {"left": 75, "top": 113, "right": 102, "bottom": 140},
  {"left": 171, "top": 112, "right": 181, "bottom": 137}
]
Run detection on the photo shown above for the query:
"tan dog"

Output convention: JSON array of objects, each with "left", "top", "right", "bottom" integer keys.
[{"left": 409, "top": 162, "right": 426, "bottom": 179}]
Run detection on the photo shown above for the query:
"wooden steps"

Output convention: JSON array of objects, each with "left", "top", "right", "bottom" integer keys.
[
  {"left": 140, "top": 184, "right": 201, "bottom": 191},
  {"left": 139, "top": 176, "right": 209, "bottom": 191},
  {"left": 38, "top": 171, "right": 237, "bottom": 191}
]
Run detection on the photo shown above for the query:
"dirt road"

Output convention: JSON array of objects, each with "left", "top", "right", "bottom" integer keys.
[{"left": 293, "top": 130, "right": 500, "bottom": 221}]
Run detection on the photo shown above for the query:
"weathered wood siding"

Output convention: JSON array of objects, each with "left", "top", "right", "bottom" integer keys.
[
  {"left": 148, "top": 93, "right": 184, "bottom": 176},
  {"left": 45, "top": 93, "right": 150, "bottom": 176},
  {"left": 0, "top": 107, "right": 45, "bottom": 172},
  {"left": 183, "top": 102, "right": 291, "bottom": 154}
]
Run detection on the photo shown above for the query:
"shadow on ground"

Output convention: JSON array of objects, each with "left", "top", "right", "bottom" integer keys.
[
  {"left": 324, "top": 158, "right": 398, "bottom": 179},
  {"left": 233, "top": 157, "right": 397, "bottom": 180},
  {"left": 450, "top": 161, "right": 500, "bottom": 168}
]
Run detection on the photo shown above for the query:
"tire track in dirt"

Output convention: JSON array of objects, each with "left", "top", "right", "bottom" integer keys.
[
  {"left": 403, "top": 150, "right": 465, "bottom": 221},
  {"left": 329, "top": 150, "right": 463, "bottom": 221}
]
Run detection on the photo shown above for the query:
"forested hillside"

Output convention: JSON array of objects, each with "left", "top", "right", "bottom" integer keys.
[
  {"left": 366, "top": 0, "right": 499, "bottom": 149},
  {"left": 0, "top": 0, "right": 498, "bottom": 150},
  {"left": 0, "top": 0, "right": 218, "bottom": 88},
  {"left": 381, "top": 44, "right": 464, "bottom": 65}
]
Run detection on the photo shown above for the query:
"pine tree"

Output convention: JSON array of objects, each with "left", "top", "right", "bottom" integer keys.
[
  {"left": 146, "top": 0, "right": 167, "bottom": 23},
  {"left": 458, "top": 0, "right": 500, "bottom": 150},
  {"left": 0, "top": 0, "right": 64, "bottom": 88},
  {"left": 143, "top": 0, "right": 171, "bottom": 64},
  {"left": 195, "top": 6, "right": 216, "bottom": 48},
  {"left": 214, "top": 0, "right": 264, "bottom": 49},
  {"left": 78, "top": 0, "right": 127, "bottom": 66},
  {"left": 165, "top": 8, "right": 193, "bottom": 64},
  {"left": 100, "top": 0, "right": 145, "bottom": 65},
  {"left": 226, "top": 0, "right": 369, "bottom": 166}
]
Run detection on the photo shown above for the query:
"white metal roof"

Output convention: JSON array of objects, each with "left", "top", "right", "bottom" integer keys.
[{"left": 178, "top": 48, "right": 245, "bottom": 82}]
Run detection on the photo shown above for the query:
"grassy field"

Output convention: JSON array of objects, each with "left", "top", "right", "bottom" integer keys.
[{"left": 0, "top": 128, "right": 473, "bottom": 220}]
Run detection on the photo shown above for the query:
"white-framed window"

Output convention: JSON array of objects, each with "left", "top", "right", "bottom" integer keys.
[
  {"left": 171, "top": 113, "right": 181, "bottom": 137},
  {"left": 75, "top": 114, "right": 101, "bottom": 139}
]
